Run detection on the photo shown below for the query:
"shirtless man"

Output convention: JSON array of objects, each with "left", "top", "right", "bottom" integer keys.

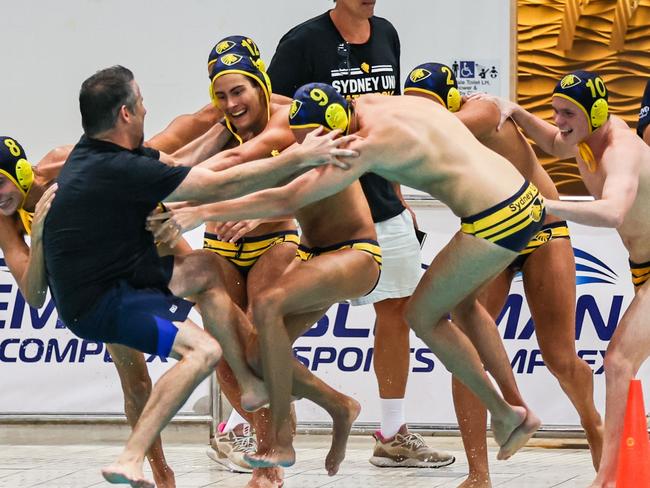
[
  {"left": 472, "top": 70, "right": 650, "bottom": 488},
  {"left": 154, "top": 73, "right": 387, "bottom": 474},
  {"left": 0, "top": 139, "right": 184, "bottom": 487},
  {"left": 404, "top": 63, "right": 602, "bottom": 487},
  {"left": 155, "top": 82, "right": 548, "bottom": 463}
]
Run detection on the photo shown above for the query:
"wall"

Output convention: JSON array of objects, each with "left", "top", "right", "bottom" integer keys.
[{"left": 1, "top": 0, "right": 511, "bottom": 161}]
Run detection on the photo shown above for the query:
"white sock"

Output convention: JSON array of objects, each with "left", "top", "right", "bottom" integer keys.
[
  {"left": 380, "top": 398, "right": 405, "bottom": 438},
  {"left": 222, "top": 409, "right": 248, "bottom": 433}
]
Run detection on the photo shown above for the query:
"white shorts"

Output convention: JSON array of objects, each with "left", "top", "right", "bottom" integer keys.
[{"left": 349, "top": 210, "right": 423, "bottom": 306}]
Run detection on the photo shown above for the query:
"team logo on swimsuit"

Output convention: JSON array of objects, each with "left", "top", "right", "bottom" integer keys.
[
  {"left": 221, "top": 54, "right": 243, "bottom": 66},
  {"left": 361, "top": 62, "right": 370, "bottom": 74},
  {"left": 640, "top": 106, "right": 649, "bottom": 119},
  {"left": 289, "top": 100, "right": 303, "bottom": 119},
  {"left": 530, "top": 196, "right": 544, "bottom": 222},
  {"left": 271, "top": 149, "right": 280, "bottom": 157},
  {"left": 560, "top": 74, "right": 582, "bottom": 89},
  {"left": 409, "top": 68, "right": 432, "bottom": 83},
  {"left": 534, "top": 228, "right": 552, "bottom": 244},
  {"left": 216, "top": 40, "right": 235, "bottom": 55}
]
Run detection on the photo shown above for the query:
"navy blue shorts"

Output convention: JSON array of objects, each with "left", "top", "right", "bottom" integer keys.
[{"left": 66, "top": 279, "right": 193, "bottom": 358}]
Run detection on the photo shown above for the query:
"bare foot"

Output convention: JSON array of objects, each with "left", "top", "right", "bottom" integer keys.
[
  {"left": 102, "top": 462, "right": 154, "bottom": 488},
  {"left": 246, "top": 467, "right": 285, "bottom": 488},
  {"left": 325, "top": 396, "right": 361, "bottom": 476},
  {"left": 586, "top": 480, "right": 612, "bottom": 488},
  {"left": 490, "top": 405, "right": 526, "bottom": 447},
  {"left": 244, "top": 444, "right": 296, "bottom": 469},
  {"left": 457, "top": 473, "right": 492, "bottom": 488},
  {"left": 585, "top": 421, "right": 604, "bottom": 471},
  {"left": 151, "top": 463, "right": 175, "bottom": 488},
  {"left": 496, "top": 409, "right": 540, "bottom": 460},
  {"left": 241, "top": 377, "right": 270, "bottom": 413}
]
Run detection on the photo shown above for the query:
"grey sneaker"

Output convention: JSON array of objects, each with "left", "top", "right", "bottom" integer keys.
[
  {"left": 206, "top": 423, "right": 256, "bottom": 473},
  {"left": 369, "top": 424, "right": 456, "bottom": 468}
]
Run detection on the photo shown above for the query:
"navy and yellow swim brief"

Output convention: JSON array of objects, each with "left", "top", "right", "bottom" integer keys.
[
  {"left": 296, "top": 239, "right": 382, "bottom": 268},
  {"left": 203, "top": 230, "right": 299, "bottom": 274},
  {"left": 629, "top": 259, "right": 650, "bottom": 289},
  {"left": 296, "top": 239, "right": 382, "bottom": 296},
  {"left": 508, "top": 221, "right": 570, "bottom": 271},
  {"left": 460, "top": 181, "right": 545, "bottom": 252}
]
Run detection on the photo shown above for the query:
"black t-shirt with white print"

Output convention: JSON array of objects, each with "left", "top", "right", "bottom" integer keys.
[{"left": 268, "top": 11, "right": 405, "bottom": 223}]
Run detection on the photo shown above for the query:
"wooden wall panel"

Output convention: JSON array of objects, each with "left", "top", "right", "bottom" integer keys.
[{"left": 517, "top": 0, "right": 650, "bottom": 194}]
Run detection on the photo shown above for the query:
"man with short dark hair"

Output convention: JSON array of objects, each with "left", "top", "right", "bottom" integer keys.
[{"left": 43, "top": 65, "right": 357, "bottom": 487}]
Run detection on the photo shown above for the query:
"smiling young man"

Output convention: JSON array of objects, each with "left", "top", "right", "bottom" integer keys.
[
  {"left": 473, "top": 70, "right": 650, "bottom": 488},
  {"left": 199, "top": 50, "right": 300, "bottom": 486}
]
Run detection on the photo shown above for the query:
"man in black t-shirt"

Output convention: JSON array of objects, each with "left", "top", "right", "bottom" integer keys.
[
  {"left": 268, "top": 0, "right": 453, "bottom": 468},
  {"left": 639, "top": 79, "right": 650, "bottom": 145},
  {"left": 43, "top": 65, "right": 356, "bottom": 487}
]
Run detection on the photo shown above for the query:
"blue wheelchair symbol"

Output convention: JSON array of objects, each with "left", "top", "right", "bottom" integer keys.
[{"left": 459, "top": 61, "right": 475, "bottom": 78}]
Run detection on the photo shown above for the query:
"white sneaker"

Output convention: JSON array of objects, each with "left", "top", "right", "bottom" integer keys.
[{"left": 206, "top": 423, "right": 256, "bottom": 473}]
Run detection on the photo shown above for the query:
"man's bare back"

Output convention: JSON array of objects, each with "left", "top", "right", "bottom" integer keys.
[{"left": 348, "top": 95, "right": 525, "bottom": 216}]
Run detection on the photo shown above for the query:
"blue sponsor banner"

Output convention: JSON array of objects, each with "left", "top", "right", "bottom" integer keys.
[{"left": 0, "top": 245, "right": 208, "bottom": 414}]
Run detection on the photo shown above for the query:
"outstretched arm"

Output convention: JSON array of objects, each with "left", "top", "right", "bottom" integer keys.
[
  {"left": 168, "top": 122, "right": 234, "bottom": 166},
  {"left": 146, "top": 103, "right": 222, "bottom": 154},
  {"left": 468, "top": 93, "right": 576, "bottom": 159},
  {"left": 198, "top": 109, "right": 296, "bottom": 172},
  {"left": 164, "top": 128, "right": 357, "bottom": 203},
  {"left": 455, "top": 98, "right": 502, "bottom": 140},
  {"left": 149, "top": 153, "right": 372, "bottom": 245},
  {"left": 544, "top": 144, "right": 640, "bottom": 227}
]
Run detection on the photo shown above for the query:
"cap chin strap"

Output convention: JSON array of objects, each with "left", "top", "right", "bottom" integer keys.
[
  {"left": 578, "top": 142, "right": 597, "bottom": 173},
  {"left": 17, "top": 208, "right": 33, "bottom": 235}
]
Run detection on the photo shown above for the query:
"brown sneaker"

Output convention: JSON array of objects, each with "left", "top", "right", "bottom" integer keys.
[
  {"left": 369, "top": 424, "right": 455, "bottom": 468},
  {"left": 206, "top": 423, "right": 256, "bottom": 473}
]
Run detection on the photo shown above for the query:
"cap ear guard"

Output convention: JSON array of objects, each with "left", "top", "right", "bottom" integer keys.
[
  {"left": 591, "top": 97, "right": 608, "bottom": 129},
  {"left": 209, "top": 82, "right": 218, "bottom": 107},
  {"left": 447, "top": 87, "right": 461, "bottom": 113},
  {"left": 15, "top": 159, "right": 34, "bottom": 191},
  {"left": 325, "top": 103, "right": 349, "bottom": 131}
]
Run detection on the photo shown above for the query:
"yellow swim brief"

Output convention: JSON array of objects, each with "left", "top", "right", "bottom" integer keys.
[{"left": 203, "top": 230, "right": 299, "bottom": 274}]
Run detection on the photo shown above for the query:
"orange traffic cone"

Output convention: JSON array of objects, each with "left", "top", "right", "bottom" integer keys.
[{"left": 616, "top": 379, "right": 650, "bottom": 487}]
